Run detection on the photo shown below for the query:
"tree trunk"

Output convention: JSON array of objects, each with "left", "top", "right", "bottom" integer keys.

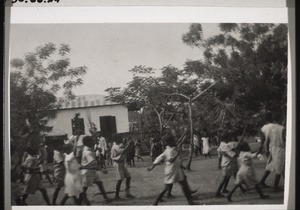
[
  {"left": 186, "top": 101, "right": 194, "bottom": 171},
  {"left": 154, "top": 108, "right": 164, "bottom": 137}
]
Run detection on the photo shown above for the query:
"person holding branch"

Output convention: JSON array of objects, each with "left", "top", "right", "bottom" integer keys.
[
  {"left": 111, "top": 134, "right": 135, "bottom": 200},
  {"left": 147, "top": 132, "right": 197, "bottom": 205}
]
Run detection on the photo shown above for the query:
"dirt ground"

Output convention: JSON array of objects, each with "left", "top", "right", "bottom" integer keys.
[{"left": 17, "top": 151, "right": 284, "bottom": 206}]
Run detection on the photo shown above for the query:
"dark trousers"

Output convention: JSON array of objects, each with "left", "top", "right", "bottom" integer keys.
[{"left": 154, "top": 180, "right": 192, "bottom": 205}]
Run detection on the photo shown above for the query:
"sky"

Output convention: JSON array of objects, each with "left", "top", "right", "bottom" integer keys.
[{"left": 9, "top": 23, "right": 220, "bottom": 97}]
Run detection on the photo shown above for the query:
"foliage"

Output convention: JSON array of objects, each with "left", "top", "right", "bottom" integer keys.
[
  {"left": 182, "top": 23, "right": 288, "bottom": 134},
  {"left": 10, "top": 43, "right": 87, "bottom": 152}
]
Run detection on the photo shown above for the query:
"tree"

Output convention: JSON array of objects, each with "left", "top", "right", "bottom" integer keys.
[
  {"left": 182, "top": 23, "right": 288, "bottom": 134},
  {"left": 106, "top": 65, "right": 173, "bottom": 137},
  {"left": 10, "top": 43, "right": 87, "bottom": 154}
]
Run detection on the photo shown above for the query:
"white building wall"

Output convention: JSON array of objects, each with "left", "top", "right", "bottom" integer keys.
[{"left": 47, "top": 105, "right": 129, "bottom": 137}]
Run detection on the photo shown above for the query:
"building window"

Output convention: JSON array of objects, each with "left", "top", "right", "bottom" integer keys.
[{"left": 71, "top": 118, "right": 85, "bottom": 135}]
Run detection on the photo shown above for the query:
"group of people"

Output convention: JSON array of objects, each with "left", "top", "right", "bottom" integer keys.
[
  {"left": 215, "top": 111, "right": 285, "bottom": 202},
  {"left": 193, "top": 129, "right": 212, "bottom": 158},
  {"left": 10, "top": 111, "right": 286, "bottom": 205},
  {"left": 11, "top": 131, "right": 136, "bottom": 205}
]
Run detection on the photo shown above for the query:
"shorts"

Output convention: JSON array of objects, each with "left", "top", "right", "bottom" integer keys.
[
  {"left": 113, "top": 162, "right": 131, "bottom": 180},
  {"left": 81, "top": 170, "right": 102, "bottom": 187},
  {"left": 53, "top": 167, "right": 66, "bottom": 187}
]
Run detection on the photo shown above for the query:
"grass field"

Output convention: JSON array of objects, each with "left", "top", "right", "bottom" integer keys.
[{"left": 18, "top": 146, "right": 284, "bottom": 206}]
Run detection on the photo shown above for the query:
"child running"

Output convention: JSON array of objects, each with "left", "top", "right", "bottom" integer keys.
[
  {"left": 52, "top": 143, "right": 66, "bottom": 205},
  {"left": 19, "top": 146, "right": 51, "bottom": 205},
  {"left": 59, "top": 144, "right": 82, "bottom": 205},
  {"left": 38, "top": 143, "right": 53, "bottom": 185},
  {"left": 216, "top": 131, "right": 245, "bottom": 197},
  {"left": 227, "top": 141, "right": 270, "bottom": 202},
  {"left": 78, "top": 136, "right": 112, "bottom": 205},
  {"left": 147, "top": 134, "right": 197, "bottom": 205},
  {"left": 111, "top": 134, "right": 135, "bottom": 200}
]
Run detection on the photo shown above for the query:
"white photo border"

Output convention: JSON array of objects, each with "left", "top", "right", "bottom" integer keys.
[{"left": 4, "top": 5, "right": 295, "bottom": 210}]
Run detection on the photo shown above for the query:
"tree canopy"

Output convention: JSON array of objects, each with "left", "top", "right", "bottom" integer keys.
[{"left": 10, "top": 43, "right": 87, "bottom": 151}]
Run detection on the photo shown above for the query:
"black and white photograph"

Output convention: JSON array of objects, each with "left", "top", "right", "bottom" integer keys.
[{"left": 5, "top": 4, "right": 294, "bottom": 209}]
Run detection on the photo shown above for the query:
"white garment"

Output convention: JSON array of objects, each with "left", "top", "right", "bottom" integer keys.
[
  {"left": 261, "top": 123, "right": 285, "bottom": 174},
  {"left": 193, "top": 135, "right": 200, "bottom": 147},
  {"left": 111, "top": 143, "right": 127, "bottom": 162},
  {"left": 201, "top": 137, "right": 211, "bottom": 154},
  {"left": 64, "top": 152, "right": 83, "bottom": 197},
  {"left": 98, "top": 137, "right": 107, "bottom": 156},
  {"left": 153, "top": 146, "right": 185, "bottom": 184},
  {"left": 236, "top": 151, "right": 258, "bottom": 188}
]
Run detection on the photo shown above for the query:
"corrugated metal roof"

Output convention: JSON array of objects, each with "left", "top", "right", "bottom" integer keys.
[{"left": 58, "top": 94, "right": 118, "bottom": 109}]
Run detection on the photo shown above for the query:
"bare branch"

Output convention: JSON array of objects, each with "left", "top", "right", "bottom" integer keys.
[
  {"left": 164, "top": 92, "right": 190, "bottom": 101},
  {"left": 192, "top": 82, "right": 217, "bottom": 101},
  {"left": 165, "top": 113, "right": 175, "bottom": 126}
]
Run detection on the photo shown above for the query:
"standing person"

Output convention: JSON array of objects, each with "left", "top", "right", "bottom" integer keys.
[
  {"left": 147, "top": 135, "right": 197, "bottom": 205},
  {"left": 19, "top": 147, "right": 51, "bottom": 205},
  {"left": 106, "top": 142, "right": 113, "bottom": 166},
  {"left": 201, "top": 129, "right": 211, "bottom": 158},
  {"left": 98, "top": 132, "right": 108, "bottom": 169},
  {"left": 193, "top": 132, "right": 201, "bottom": 157},
  {"left": 135, "top": 138, "right": 143, "bottom": 162},
  {"left": 78, "top": 136, "right": 112, "bottom": 205},
  {"left": 111, "top": 135, "right": 135, "bottom": 200},
  {"left": 151, "top": 138, "right": 163, "bottom": 161},
  {"left": 73, "top": 130, "right": 84, "bottom": 164},
  {"left": 60, "top": 144, "right": 82, "bottom": 205},
  {"left": 126, "top": 137, "right": 135, "bottom": 167},
  {"left": 52, "top": 143, "right": 66, "bottom": 205},
  {"left": 227, "top": 142, "right": 270, "bottom": 202},
  {"left": 259, "top": 112, "right": 286, "bottom": 191}
]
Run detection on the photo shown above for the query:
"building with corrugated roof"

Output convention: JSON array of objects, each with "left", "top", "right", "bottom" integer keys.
[{"left": 46, "top": 94, "right": 129, "bottom": 138}]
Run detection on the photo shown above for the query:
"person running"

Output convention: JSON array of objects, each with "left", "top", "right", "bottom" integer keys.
[
  {"left": 59, "top": 144, "right": 82, "bottom": 205},
  {"left": 259, "top": 112, "right": 286, "bottom": 191},
  {"left": 52, "top": 143, "right": 66, "bottom": 205},
  {"left": 78, "top": 136, "right": 112, "bottom": 205},
  {"left": 147, "top": 134, "right": 197, "bottom": 205},
  {"left": 216, "top": 131, "right": 245, "bottom": 197},
  {"left": 19, "top": 147, "right": 51, "bottom": 205},
  {"left": 111, "top": 134, "right": 135, "bottom": 200},
  {"left": 38, "top": 143, "right": 53, "bottom": 185},
  {"left": 227, "top": 141, "right": 270, "bottom": 202}
]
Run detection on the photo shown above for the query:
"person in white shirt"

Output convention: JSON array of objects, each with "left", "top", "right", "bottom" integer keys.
[
  {"left": 60, "top": 144, "right": 82, "bottom": 205},
  {"left": 259, "top": 112, "right": 286, "bottom": 191},
  {"left": 111, "top": 134, "right": 135, "bottom": 199},
  {"left": 227, "top": 141, "right": 270, "bottom": 202},
  {"left": 78, "top": 136, "right": 112, "bottom": 205},
  {"left": 148, "top": 135, "right": 197, "bottom": 205}
]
